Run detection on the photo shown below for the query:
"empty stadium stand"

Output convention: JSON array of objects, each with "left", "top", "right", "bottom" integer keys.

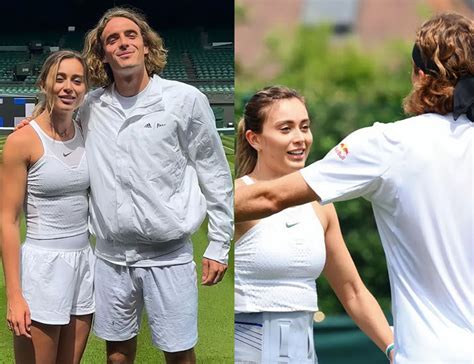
[{"left": 0, "top": 29, "right": 234, "bottom": 132}]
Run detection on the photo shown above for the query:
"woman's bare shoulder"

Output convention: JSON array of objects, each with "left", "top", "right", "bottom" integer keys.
[
  {"left": 3, "top": 125, "right": 37, "bottom": 160},
  {"left": 6, "top": 124, "right": 36, "bottom": 144},
  {"left": 310, "top": 201, "right": 337, "bottom": 231}
]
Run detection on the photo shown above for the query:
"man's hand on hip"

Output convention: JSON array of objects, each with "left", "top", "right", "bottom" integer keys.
[{"left": 201, "top": 258, "right": 227, "bottom": 286}]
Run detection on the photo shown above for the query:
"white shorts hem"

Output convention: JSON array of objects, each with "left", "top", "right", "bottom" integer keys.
[
  {"left": 93, "top": 330, "right": 138, "bottom": 343},
  {"left": 154, "top": 337, "right": 198, "bottom": 353},
  {"left": 31, "top": 316, "right": 70, "bottom": 326},
  {"left": 70, "top": 308, "right": 95, "bottom": 316}
]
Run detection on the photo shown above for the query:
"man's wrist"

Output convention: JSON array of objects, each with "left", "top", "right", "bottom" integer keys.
[{"left": 203, "top": 240, "right": 229, "bottom": 265}]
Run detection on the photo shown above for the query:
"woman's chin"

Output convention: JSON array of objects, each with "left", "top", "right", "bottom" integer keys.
[{"left": 282, "top": 161, "right": 305, "bottom": 174}]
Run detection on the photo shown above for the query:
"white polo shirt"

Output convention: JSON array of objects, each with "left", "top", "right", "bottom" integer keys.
[
  {"left": 301, "top": 113, "right": 473, "bottom": 363},
  {"left": 78, "top": 75, "right": 233, "bottom": 266}
]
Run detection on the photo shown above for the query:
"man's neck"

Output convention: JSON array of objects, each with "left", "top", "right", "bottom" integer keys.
[{"left": 114, "top": 67, "right": 150, "bottom": 97}]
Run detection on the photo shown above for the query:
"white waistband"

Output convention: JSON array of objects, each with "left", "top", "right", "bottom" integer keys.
[{"left": 24, "top": 232, "right": 90, "bottom": 251}]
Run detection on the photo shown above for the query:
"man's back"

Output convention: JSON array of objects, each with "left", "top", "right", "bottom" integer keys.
[
  {"left": 302, "top": 113, "right": 473, "bottom": 362},
  {"left": 370, "top": 114, "right": 473, "bottom": 363}
]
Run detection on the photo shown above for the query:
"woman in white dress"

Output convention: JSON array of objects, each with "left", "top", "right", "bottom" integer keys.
[
  {"left": 234, "top": 13, "right": 473, "bottom": 364},
  {"left": 234, "top": 86, "right": 394, "bottom": 363},
  {"left": 1, "top": 50, "right": 94, "bottom": 364}
]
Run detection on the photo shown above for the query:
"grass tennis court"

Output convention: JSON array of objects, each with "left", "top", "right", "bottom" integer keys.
[
  {"left": 0, "top": 135, "right": 5, "bottom": 154},
  {"left": 0, "top": 134, "right": 235, "bottom": 363}
]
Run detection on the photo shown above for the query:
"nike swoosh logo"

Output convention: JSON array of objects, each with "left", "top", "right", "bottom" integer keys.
[
  {"left": 285, "top": 222, "right": 299, "bottom": 228},
  {"left": 63, "top": 151, "right": 73, "bottom": 157}
]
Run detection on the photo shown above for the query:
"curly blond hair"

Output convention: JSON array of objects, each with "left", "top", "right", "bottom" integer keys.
[
  {"left": 83, "top": 7, "right": 167, "bottom": 87},
  {"left": 403, "top": 13, "right": 474, "bottom": 116}
]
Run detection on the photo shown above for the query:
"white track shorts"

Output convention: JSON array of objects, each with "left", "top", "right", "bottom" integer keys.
[
  {"left": 235, "top": 311, "right": 316, "bottom": 364},
  {"left": 21, "top": 232, "right": 95, "bottom": 325},
  {"left": 93, "top": 258, "right": 198, "bottom": 353}
]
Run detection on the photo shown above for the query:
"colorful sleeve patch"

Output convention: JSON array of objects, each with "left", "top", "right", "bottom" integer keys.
[{"left": 335, "top": 143, "right": 349, "bottom": 160}]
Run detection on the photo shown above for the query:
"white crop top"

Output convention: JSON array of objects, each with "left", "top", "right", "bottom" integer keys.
[
  {"left": 25, "top": 120, "right": 89, "bottom": 239},
  {"left": 234, "top": 175, "right": 326, "bottom": 313}
]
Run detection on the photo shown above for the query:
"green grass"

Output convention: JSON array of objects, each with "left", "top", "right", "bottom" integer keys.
[
  {"left": 0, "top": 229, "right": 235, "bottom": 363},
  {"left": 0, "top": 135, "right": 6, "bottom": 155},
  {"left": 221, "top": 135, "right": 235, "bottom": 179},
  {"left": 0, "top": 134, "right": 236, "bottom": 363}
]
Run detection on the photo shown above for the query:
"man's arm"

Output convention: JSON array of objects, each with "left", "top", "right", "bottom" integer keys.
[
  {"left": 234, "top": 170, "right": 319, "bottom": 222},
  {"left": 186, "top": 91, "right": 233, "bottom": 285},
  {"left": 236, "top": 122, "right": 401, "bottom": 223}
]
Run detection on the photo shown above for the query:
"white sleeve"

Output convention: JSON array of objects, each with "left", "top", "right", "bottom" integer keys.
[
  {"left": 75, "top": 93, "right": 91, "bottom": 134},
  {"left": 300, "top": 122, "right": 401, "bottom": 204},
  {"left": 186, "top": 91, "right": 234, "bottom": 264}
]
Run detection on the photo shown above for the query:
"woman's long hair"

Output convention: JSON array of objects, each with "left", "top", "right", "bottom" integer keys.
[{"left": 236, "top": 86, "right": 305, "bottom": 178}]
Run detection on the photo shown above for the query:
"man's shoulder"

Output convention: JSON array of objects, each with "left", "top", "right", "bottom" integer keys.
[
  {"left": 373, "top": 114, "right": 451, "bottom": 142},
  {"left": 85, "top": 87, "right": 107, "bottom": 102},
  {"left": 156, "top": 75, "right": 204, "bottom": 99},
  {"left": 78, "top": 88, "right": 107, "bottom": 112},
  {"left": 359, "top": 117, "right": 417, "bottom": 139},
  {"left": 350, "top": 116, "right": 433, "bottom": 154},
  {"left": 389, "top": 113, "right": 451, "bottom": 130},
  {"left": 77, "top": 88, "right": 108, "bottom": 125}
]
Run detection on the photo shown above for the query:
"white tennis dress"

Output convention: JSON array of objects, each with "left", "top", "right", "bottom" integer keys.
[
  {"left": 235, "top": 175, "right": 326, "bottom": 363},
  {"left": 21, "top": 120, "right": 94, "bottom": 325}
]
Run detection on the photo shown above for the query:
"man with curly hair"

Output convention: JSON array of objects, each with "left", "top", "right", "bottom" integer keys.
[
  {"left": 79, "top": 7, "right": 232, "bottom": 364},
  {"left": 235, "top": 13, "right": 473, "bottom": 364}
]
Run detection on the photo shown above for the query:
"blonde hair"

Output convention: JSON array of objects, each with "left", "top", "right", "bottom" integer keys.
[
  {"left": 403, "top": 13, "right": 474, "bottom": 116},
  {"left": 236, "top": 86, "right": 305, "bottom": 178},
  {"left": 83, "top": 7, "right": 167, "bottom": 87},
  {"left": 31, "top": 50, "right": 88, "bottom": 119}
]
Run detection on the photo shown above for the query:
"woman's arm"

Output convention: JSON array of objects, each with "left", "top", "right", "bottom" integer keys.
[
  {"left": 234, "top": 177, "right": 261, "bottom": 241},
  {"left": 1, "top": 132, "right": 32, "bottom": 338},
  {"left": 320, "top": 203, "right": 393, "bottom": 354}
]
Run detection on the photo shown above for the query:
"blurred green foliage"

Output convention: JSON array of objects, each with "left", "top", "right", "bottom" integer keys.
[
  {"left": 235, "top": 3, "right": 247, "bottom": 23},
  {"left": 236, "top": 25, "right": 414, "bottom": 314}
]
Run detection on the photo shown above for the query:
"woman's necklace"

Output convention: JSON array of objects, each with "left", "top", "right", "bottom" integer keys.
[{"left": 50, "top": 123, "right": 74, "bottom": 139}]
